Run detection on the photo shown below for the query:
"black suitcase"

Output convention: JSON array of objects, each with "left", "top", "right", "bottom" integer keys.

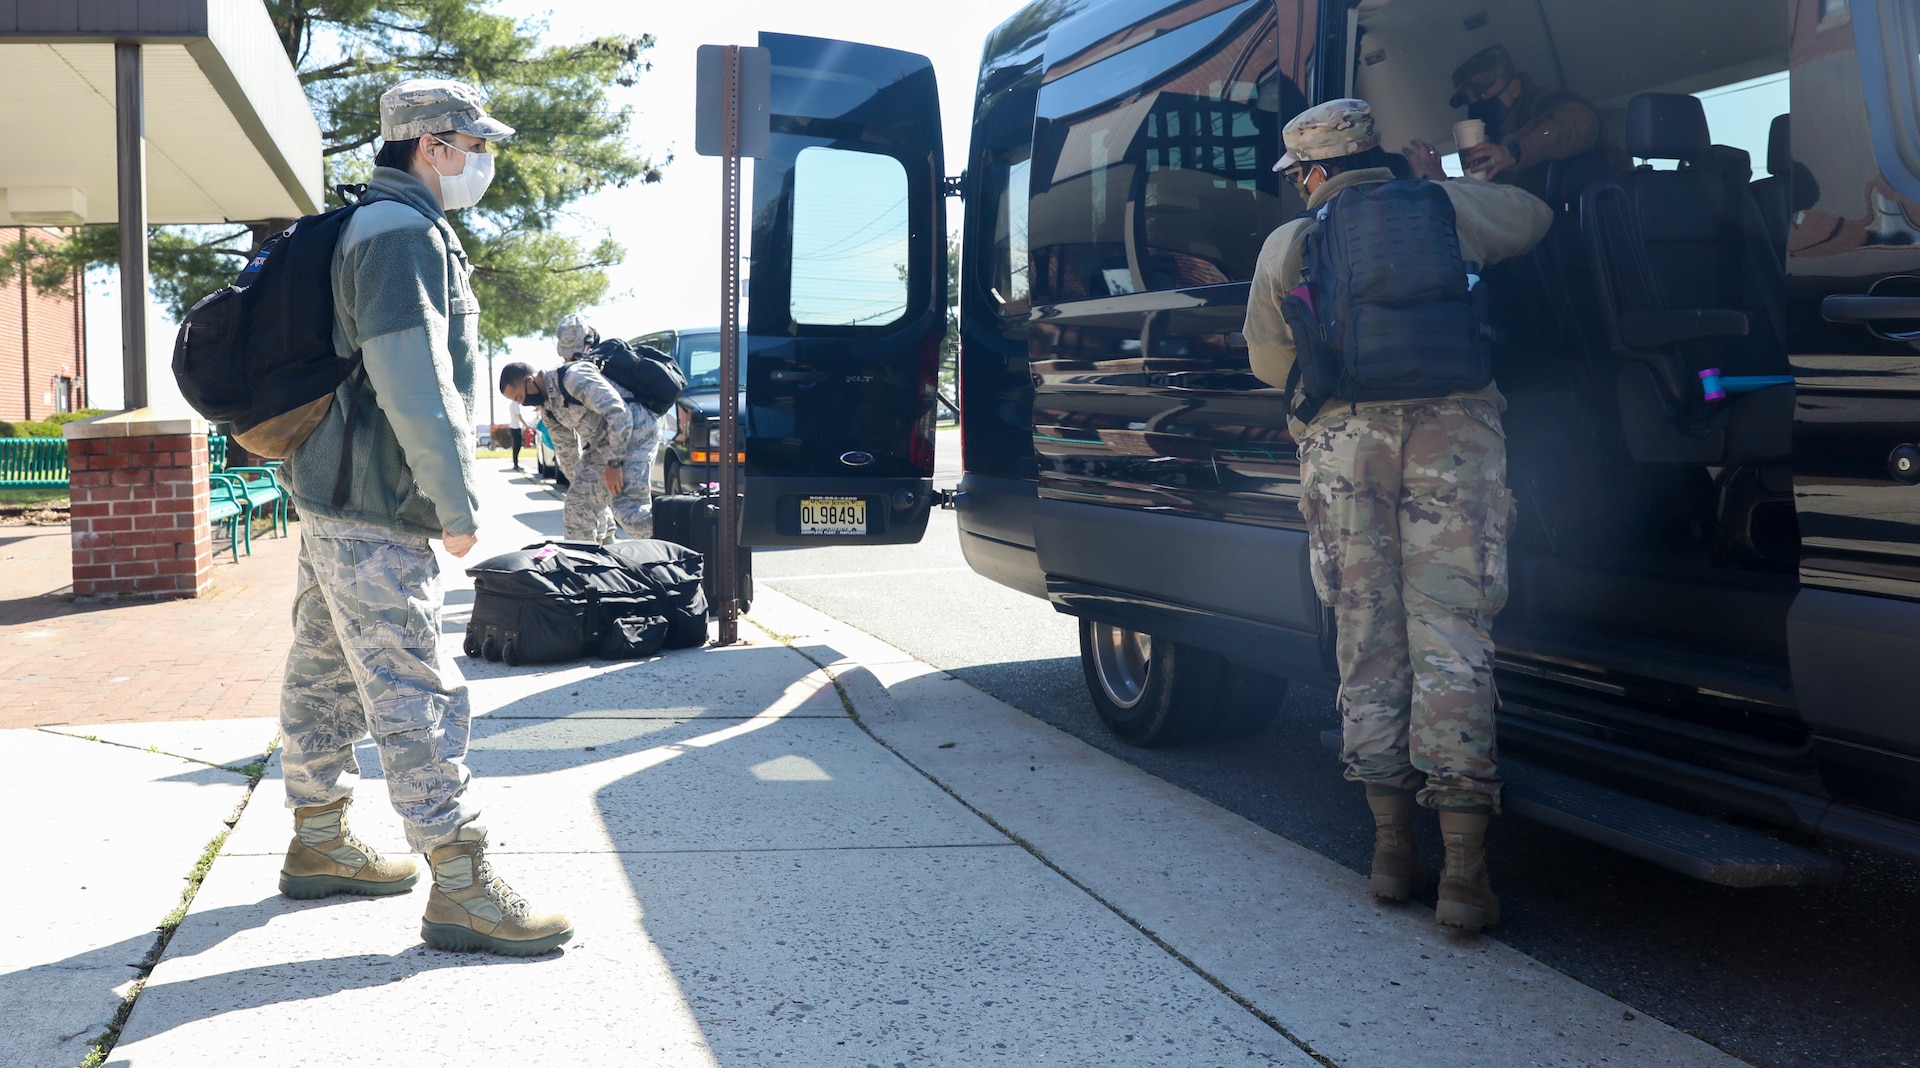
[
  {"left": 653, "top": 493, "right": 753, "bottom": 614},
  {"left": 464, "top": 540, "right": 708, "bottom": 664}
]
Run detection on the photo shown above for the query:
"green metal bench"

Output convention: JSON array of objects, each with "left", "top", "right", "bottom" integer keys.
[
  {"left": 208, "top": 473, "right": 248, "bottom": 562},
  {"left": 208, "top": 434, "right": 287, "bottom": 538},
  {"left": 0, "top": 437, "right": 69, "bottom": 489}
]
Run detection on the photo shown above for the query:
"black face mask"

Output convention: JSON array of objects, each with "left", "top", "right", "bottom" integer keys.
[
  {"left": 1467, "top": 96, "right": 1512, "bottom": 138},
  {"left": 522, "top": 386, "right": 547, "bottom": 409}
]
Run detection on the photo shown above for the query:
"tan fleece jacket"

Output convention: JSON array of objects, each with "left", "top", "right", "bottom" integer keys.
[{"left": 1244, "top": 168, "right": 1553, "bottom": 430}]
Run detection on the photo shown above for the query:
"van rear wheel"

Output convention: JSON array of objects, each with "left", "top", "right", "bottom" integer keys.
[{"left": 1079, "top": 620, "right": 1221, "bottom": 748}]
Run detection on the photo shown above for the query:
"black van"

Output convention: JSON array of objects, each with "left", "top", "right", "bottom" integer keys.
[
  {"left": 630, "top": 327, "right": 743, "bottom": 495},
  {"left": 742, "top": 0, "right": 1920, "bottom": 882}
]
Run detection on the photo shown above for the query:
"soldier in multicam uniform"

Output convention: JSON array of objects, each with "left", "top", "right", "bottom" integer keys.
[
  {"left": 496, "top": 354, "right": 659, "bottom": 544},
  {"left": 275, "top": 78, "right": 572, "bottom": 956},
  {"left": 1243, "top": 99, "right": 1551, "bottom": 932}
]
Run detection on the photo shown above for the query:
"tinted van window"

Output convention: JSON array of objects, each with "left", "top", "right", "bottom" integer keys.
[
  {"left": 789, "top": 146, "right": 911, "bottom": 327},
  {"left": 1029, "top": 0, "right": 1295, "bottom": 304}
]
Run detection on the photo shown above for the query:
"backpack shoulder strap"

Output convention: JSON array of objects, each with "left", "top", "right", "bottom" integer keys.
[{"left": 553, "top": 364, "right": 583, "bottom": 407}]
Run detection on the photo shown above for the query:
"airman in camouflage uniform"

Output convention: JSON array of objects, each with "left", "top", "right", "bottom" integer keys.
[
  {"left": 498, "top": 358, "right": 658, "bottom": 543},
  {"left": 1245, "top": 98, "right": 1551, "bottom": 932},
  {"left": 276, "top": 78, "right": 573, "bottom": 956}
]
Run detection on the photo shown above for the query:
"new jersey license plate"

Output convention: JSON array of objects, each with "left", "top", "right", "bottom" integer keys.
[{"left": 799, "top": 496, "right": 868, "bottom": 535}]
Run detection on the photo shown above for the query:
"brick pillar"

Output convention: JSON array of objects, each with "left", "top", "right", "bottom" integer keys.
[{"left": 64, "top": 410, "right": 213, "bottom": 599}]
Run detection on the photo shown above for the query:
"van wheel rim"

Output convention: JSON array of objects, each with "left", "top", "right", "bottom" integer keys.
[{"left": 1091, "top": 623, "right": 1153, "bottom": 710}]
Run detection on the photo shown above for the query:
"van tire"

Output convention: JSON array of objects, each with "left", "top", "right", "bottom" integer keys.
[{"left": 1079, "top": 619, "right": 1221, "bottom": 748}]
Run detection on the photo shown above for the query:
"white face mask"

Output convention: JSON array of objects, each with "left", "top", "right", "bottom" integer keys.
[{"left": 431, "top": 138, "right": 495, "bottom": 210}]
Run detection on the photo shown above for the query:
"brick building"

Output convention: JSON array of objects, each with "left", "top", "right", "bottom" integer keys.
[{"left": 0, "top": 228, "right": 86, "bottom": 422}]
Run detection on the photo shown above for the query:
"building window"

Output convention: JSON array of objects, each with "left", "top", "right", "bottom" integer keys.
[{"left": 54, "top": 376, "right": 73, "bottom": 415}]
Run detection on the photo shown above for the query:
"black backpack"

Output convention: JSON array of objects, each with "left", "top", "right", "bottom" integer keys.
[
  {"left": 1279, "top": 179, "right": 1490, "bottom": 423},
  {"left": 561, "top": 337, "right": 686, "bottom": 416},
  {"left": 171, "top": 185, "right": 369, "bottom": 459}
]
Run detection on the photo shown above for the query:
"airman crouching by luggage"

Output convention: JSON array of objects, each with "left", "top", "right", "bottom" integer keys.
[
  {"left": 1244, "top": 99, "right": 1552, "bottom": 932},
  {"left": 498, "top": 357, "right": 658, "bottom": 543}
]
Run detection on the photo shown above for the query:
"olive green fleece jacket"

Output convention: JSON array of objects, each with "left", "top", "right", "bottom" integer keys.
[
  {"left": 282, "top": 168, "right": 482, "bottom": 537},
  {"left": 1244, "top": 168, "right": 1552, "bottom": 436}
]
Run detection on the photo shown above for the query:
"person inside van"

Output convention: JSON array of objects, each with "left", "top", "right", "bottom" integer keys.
[
  {"left": 1246, "top": 98, "right": 1552, "bottom": 933},
  {"left": 1406, "top": 43, "right": 1625, "bottom": 197}
]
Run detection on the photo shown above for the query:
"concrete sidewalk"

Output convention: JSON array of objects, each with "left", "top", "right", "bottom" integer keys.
[{"left": 2, "top": 460, "right": 1752, "bottom": 1067}]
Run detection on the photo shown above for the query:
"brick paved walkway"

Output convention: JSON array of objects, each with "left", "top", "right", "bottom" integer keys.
[{"left": 0, "top": 518, "right": 299, "bottom": 729}]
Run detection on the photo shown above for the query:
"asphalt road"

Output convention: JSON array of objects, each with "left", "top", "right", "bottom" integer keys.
[{"left": 746, "top": 429, "right": 1920, "bottom": 1068}]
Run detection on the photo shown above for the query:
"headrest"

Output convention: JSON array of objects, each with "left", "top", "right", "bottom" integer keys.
[
  {"left": 1767, "top": 114, "right": 1791, "bottom": 178},
  {"left": 1625, "top": 93, "right": 1711, "bottom": 162},
  {"left": 1712, "top": 144, "right": 1753, "bottom": 186}
]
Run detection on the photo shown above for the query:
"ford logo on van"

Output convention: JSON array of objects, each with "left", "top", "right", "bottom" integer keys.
[{"left": 839, "top": 451, "right": 875, "bottom": 467}]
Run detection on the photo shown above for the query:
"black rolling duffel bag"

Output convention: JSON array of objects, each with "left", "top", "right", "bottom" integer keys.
[
  {"left": 653, "top": 493, "right": 753, "bottom": 613},
  {"left": 463, "top": 539, "right": 709, "bottom": 665}
]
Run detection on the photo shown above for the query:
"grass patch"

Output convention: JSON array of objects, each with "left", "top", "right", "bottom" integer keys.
[
  {"left": 0, "top": 488, "right": 69, "bottom": 507},
  {"left": 475, "top": 447, "right": 512, "bottom": 459}
]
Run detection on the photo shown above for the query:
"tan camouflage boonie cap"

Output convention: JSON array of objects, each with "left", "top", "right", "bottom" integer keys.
[
  {"left": 1275, "top": 98, "right": 1381, "bottom": 172},
  {"left": 380, "top": 78, "right": 515, "bottom": 142}
]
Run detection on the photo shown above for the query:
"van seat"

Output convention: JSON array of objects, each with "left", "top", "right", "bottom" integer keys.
[
  {"left": 1580, "top": 93, "right": 1792, "bottom": 465},
  {"left": 1749, "top": 114, "right": 1820, "bottom": 262}
]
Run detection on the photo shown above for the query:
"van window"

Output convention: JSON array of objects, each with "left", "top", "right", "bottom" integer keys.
[
  {"left": 989, "top": 155, "right": 1033, "bottom": 314},
  {"left": 1029, "top": 0, "right": 1294, "bottom": 304},
  {"left": 789, "top": 147, "right": 911, "bottom": 327},
  {"left": 678, "top": 332, "right": 742, "bottom": 391},
  {"left": 1859, "top": 0, "right": 1920, "bottom": 203}
]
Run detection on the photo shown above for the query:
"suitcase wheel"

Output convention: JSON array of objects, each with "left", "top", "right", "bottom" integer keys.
[
  {"left": 463, "top": 629, "right": 483, "bottom": 659},
  {"left": 481, "top": 635, "right": 500, "bottom": 662},
  {"left": 502, "top": 638, "right": 523, "bottom": 667}
]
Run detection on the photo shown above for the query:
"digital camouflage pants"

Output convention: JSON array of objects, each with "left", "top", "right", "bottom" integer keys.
[
  {"left": 1296, "top": 397, "right": 1511, "bottom": 812},
  {"left": 561, "top": 445, "right": 654, "bottom": 543},
  {"left": 279, "top": 513, "right": 479, "bottom": 851}
]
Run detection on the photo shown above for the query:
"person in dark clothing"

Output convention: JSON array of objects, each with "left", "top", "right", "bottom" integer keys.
[{"left": 1407, "top": 44, "right": 1626, "bottom": 198}]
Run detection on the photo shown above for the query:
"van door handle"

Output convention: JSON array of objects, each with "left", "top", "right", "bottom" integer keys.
[
  {"left": 771, "top": 370, "right": 831, "bottom": 383},
  {"left": 1822, "top": 295, "right": 1920, "bottom": 322}
]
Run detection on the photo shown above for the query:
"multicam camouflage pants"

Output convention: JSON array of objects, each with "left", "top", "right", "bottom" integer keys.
[
  {"left": 279, "top": 513, "right": 479, "bottom": 851},
  {"left": 1296, "top": 397, "right": 1511, "bottom": 812},
  {"left": 561, "top": 446, "right": 654, "bottom": 543}
]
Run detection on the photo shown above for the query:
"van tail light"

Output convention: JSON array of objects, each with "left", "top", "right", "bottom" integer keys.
[{"left": 910, "top": 331, "right": 940, "bottom": 476}]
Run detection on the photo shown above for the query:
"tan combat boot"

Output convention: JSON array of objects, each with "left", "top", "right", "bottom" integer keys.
[
  {"left": 1435, "top": 810, "right": 1500, "bottom": 932},
  {"left": 279, "top": 797, "right": 419, "bottom": 899},
  {"left": 1366, "top": 789, "right": 1428, "bottom": 902},
  {"left": 422, "top": 826, "right": 574, "bottom": 956}
]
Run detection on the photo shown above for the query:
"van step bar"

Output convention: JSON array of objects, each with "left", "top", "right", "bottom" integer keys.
[{"left": 1317, "top": 730, "right": 1842, "bottom": 887}]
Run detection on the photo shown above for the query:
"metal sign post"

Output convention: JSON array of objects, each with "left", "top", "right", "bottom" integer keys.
[{"left": 695, "top": 44, "right": 769, "bottom": 646}]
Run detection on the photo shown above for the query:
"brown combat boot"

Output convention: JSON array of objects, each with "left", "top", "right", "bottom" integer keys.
[
  {"left": 1435, "top": 810, "right": 1500, "bottom": 931},
  {"left": 1366, "top": 788, "right": 1428, "bottom": 902},
  {"left": 279, "top": 797, "right": 419, "bottom": 899},
  {"left": 421, "top": 826, "right": 574, "bottom": 956}
]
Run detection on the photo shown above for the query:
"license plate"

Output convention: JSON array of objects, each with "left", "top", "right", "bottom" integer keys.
[{"left": 800, "top": 496, "right": 867, "bottom": 535}]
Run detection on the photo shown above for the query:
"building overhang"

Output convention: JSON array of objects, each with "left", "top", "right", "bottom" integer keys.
[{"left": 0, "top": 0, "right": 322, "bottom": 225}]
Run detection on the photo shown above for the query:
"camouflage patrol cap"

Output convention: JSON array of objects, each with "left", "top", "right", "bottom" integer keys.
[
  {"left": 380, "top": 78, "right": 515, "bottom": 142},
  {"left": 1450, "top": 44, "right": 1518, "bottom": 108},
  {"left": 1274, "top": 98, "right": 1382, "bottom": 172}
]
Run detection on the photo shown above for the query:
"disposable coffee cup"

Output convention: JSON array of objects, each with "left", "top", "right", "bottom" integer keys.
[
  {"left": 1453, "top": 119, "right": 1491, "bottom": 179},
  {"left": 1453, "top": 119, "right": 1488, "bottom": 150}
]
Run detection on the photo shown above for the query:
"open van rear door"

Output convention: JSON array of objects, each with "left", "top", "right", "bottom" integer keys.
[{"left": 742, "top": 32, "right": 946, "bottom": 546}]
